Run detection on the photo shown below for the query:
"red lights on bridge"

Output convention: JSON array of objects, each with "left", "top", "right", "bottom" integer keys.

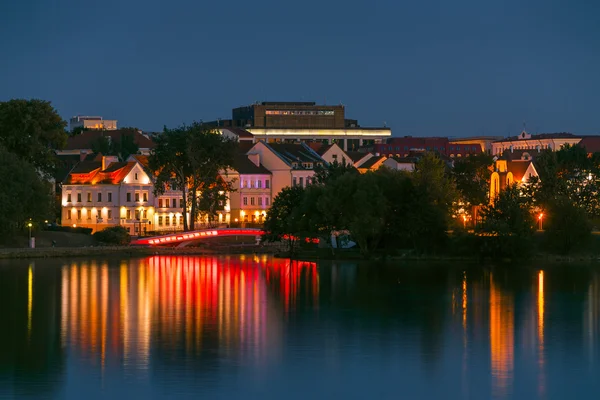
[{"left": 132, "top": 228, "right": 266, "bottom": 246}]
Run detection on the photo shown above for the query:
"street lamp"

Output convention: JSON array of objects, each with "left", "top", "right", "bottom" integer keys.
[
  {"left": 462, "top": 215, "right": 467, "bottom": 229},
  {"left": 27, "top": 222, "right": 32, "bottom": 240},
  {"left": 538, "top": 213, "right": 544, "bottom": 230}
]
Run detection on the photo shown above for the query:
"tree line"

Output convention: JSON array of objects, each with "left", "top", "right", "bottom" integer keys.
[{"left": 264, "top": 146, "right": 600, "bottom": 258}]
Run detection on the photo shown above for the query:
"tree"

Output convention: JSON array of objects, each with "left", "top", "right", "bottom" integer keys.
[
  {"left": 478, "top": 185, "right": 535, "bottom": 258},
  {"left": 543, "top": 197, "right": 592, "bottom": 255},
  {"left": 452, "top": 153, "right": 494, "bottom": 206},
  {"left": 186, "top": 124, "right": 237, "bottom": 230},
  {"left": 263, "top": 186, "right": 306, "bottom": 255},
  {"left": 413, "top": 152, "right": 457, "bottom": 214},
  {"left": 312, "top": 158, "right": 359, "bottom": 185},
  {"left": 0, "top": 99, "right": 67, "bottom": 177},
  {"left": 149, "top": 123, "right": 236, "bottom": 231},
  {"left": 90, "top": 133, "right": 140, "bottom": 161},
  {"left": 0, "top": 146, "right": 53, "bottom": 240},
  {"left": 149, "top": 125, "right": 192, "bottom": 231},
  {"left": 93, "top": 226, "right": 131, "bottom": 245}
]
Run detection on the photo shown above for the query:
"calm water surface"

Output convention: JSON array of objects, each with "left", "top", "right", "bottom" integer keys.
[{"left": 1, "top": 255, "right": 599, "bottom": 399}]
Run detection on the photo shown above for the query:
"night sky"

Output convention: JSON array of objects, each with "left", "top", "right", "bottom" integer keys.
[{"left": 2, "top": 0, "right": 600, "bottom": 137}]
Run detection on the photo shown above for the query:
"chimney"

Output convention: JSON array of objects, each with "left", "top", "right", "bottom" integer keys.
[{"left": 248, "top": 153, "right": 260, "bottom": 167}]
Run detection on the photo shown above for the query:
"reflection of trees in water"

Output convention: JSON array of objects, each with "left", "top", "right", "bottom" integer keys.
[{"left": 0, "top": 262, "right": 64, "bottom": 398}]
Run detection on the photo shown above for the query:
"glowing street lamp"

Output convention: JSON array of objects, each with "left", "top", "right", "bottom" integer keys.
[
  {"left": 538, "top": 213, "right": 544, "bottom": 230},
  {"left": 27, "top": 222, "right": 32, "bottom": 240},
  {"left": 462, "top": 215, "right": 467, "bottom": 229}
]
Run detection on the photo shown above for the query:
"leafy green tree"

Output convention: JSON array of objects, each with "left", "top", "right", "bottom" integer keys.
[
  {"left": 186, "top": 124, "right": 237, "bottom": 230},
  {"left": 149, "top": 125, "right": 192, "bottom": 231},
  {"left": 91, "top": 133, "right": 140, "bottom": 161},
  {"left": 263, "top": 186, "right": 306, "bottom": 255},
  {"left": 0, "top": 99, "right": 67, "bottom": 177},
  {"left": 452, "top": 153, "right": 494, "bottom": 206},
  {"left": 413, "top": 152, "right": 457, "bottom": 214},
  {"left": 312, "top": 159, "right": 359, "bottom": 185},
  {"left": 543, "top": 197, "right": 592, "bottom": 255},
  {"left": 0, "top": 147, "right": 53, "bottom": 240},
  {"left": 478, "top": 185, "right": 535, "bottom": 258},
  {"left": 149, "top": 123, "right": 236, "bottom": 231}
]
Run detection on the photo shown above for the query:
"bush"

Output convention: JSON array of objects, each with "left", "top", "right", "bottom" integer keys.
[
  {"left": 93, "top": 226, "right": 131, "bottom": 245},
  {"left": 543, "top": 199, "right": 592, "bottom": 255},
  {"left": 44, "top": 225, "right": 93, "bottom": 235}
]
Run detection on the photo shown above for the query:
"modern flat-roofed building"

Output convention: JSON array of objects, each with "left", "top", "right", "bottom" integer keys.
[
  {"left": 70, "top": 116, "right": 118, "bottom": 131},
  {"left": 206, "top": 101, "right": 391, "bottom": 151}
]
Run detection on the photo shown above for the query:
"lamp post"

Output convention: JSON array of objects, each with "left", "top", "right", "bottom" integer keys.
[
  {"left": 27, "top": 222, "right": 33, "bottom": 248},
  {"left": 462, "top": 215, "right": 467, "bottom": 230},
  {"left": 538, "top": 213, "right": 544, "bottom": 231}
]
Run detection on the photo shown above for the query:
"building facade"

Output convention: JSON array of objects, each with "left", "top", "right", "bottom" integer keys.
[
  {"left": 491, "top": 131, "right": 582, "bottom": 156},
  {"left": 70, "top": 116, "right": 118, "bottom": 131}
]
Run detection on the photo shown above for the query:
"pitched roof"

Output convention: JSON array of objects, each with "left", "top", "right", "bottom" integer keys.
[
  {"left": 70, "top": 161, "right": 102, "bottom": 174},
  {"left": 130, "top": 154, "right": 149, "bottom": 168},
  {"left": 345, "top": 151, "right": 370, "bottom": 163},
  {"left": 232, "top": 154, "right": 271, "bottom": 175},
  {"left": 65, "top": 161, "right": 137, "bottom": 185},
  {"left": 507, "top": 161, "right": 532, "bottom": 182},
  {"left": 359, "top": 155, "right": 386, "bottom": 169},
  {"left": 224, "top": 127, "right": 254, "bottom": 138},
  {"left": 264, "top": 142, "right": 325, "bottom": 167},
  {"left": 237, "top": 141, "right": 255, "bottom": 154},
  {"left": 65, "top": 130, "right": 155, "bottom": 150}
]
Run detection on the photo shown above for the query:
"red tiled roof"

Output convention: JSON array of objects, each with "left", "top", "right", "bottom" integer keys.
[
  {"left": 65, "top": 130, "right": 155, "bottom": 150},
  {"left": 66, "top": 161, "right": 136, "bottom": 185}
]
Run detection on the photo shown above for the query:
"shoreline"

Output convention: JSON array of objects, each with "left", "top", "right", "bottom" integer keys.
[{"left": 0, "top": 245, "right": 276, "bottom": 260}]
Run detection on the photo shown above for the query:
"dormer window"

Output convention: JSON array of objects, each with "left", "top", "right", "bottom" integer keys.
[{"left": 292, "top": 162, "right": 299, "bottom": 169}]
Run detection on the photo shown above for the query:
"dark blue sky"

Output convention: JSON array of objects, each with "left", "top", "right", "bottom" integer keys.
[{"left": 2, "top": 0, "right": 600, "bottom": 137}]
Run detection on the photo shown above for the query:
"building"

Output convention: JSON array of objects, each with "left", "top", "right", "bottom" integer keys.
[
  {"left": 70, "top": 116, "right": 117, "bottom": 131},
  {"left": 489, "top": 157, "right": 540, "bottom": 204},
  {"left": 245, "top": 141, "right": 327, "bottom": 199},
  {"left": 224, "top": 154, "right": 273, "bottom": 224},
  {"left": 57, "top": 129, "right": 156, "bottom": 157},
  {"left": 373, "top": 136, "right": 484, "bottom": 158},
  {"left": 61, "top": 155, "right": 156, "bottom": 234},
  {"left": 307, "top": 143, "right": 354, "bottom": 165},
  {"left": 206, "top": 101, "right": 392, "bottom": 151},
  {"left": 491, "top": 131, "right": 582, "bottom": 156},
  {"left": 449, "top": 136, "right": 503, "bottom": 154}
]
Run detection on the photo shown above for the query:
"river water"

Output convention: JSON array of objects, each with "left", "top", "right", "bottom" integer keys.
[{"left": 0, "top": 255, "right": 599, "bottom": 399}]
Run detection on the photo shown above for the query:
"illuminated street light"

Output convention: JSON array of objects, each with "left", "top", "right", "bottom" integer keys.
[
  {"left": 27, "top": 222, "right": 32, "bottom": 239},
  {"left": 462, "top": 215, "right": 467, "bottom": 229},
  {"left": 538, "top": 213, "right": 544, "bottom": 230}
]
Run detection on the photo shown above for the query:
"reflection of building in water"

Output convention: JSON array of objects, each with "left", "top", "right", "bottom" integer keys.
[
  {"left": 58, "top": 256, "right": 318, "bottom": 371},
  {"left": 489, "top": 274, "right": 514, "bottom": 398}
]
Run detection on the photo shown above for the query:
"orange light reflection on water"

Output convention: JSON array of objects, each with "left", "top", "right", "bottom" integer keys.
[{"left": 58, "top": 256, "right": 319, "bottom": 370}]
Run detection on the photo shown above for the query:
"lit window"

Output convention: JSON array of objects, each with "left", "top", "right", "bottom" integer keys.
[
  {"left": 135, "top": 210, "right": 140, "bottom": 220},
  {"left": 126, "top": 210, "right": 131, "bottom": 219},
  {"left": 158, "top": 216, "right": 163, "bottom": 226},
  {"left": 165, "top": 199, "right": 170, "bottom": 208},
  {"left": 166, "top": 216, "right": 170, "bottom": 226}
]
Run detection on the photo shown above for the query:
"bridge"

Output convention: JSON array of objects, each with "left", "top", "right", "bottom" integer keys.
[{"left": 131, "top": 228, "right": 265, "bottom": 247}]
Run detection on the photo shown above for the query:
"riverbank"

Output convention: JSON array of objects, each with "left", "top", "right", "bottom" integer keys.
[{"left": 0, "top": 245, "right": 276, "bottom": 259}]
